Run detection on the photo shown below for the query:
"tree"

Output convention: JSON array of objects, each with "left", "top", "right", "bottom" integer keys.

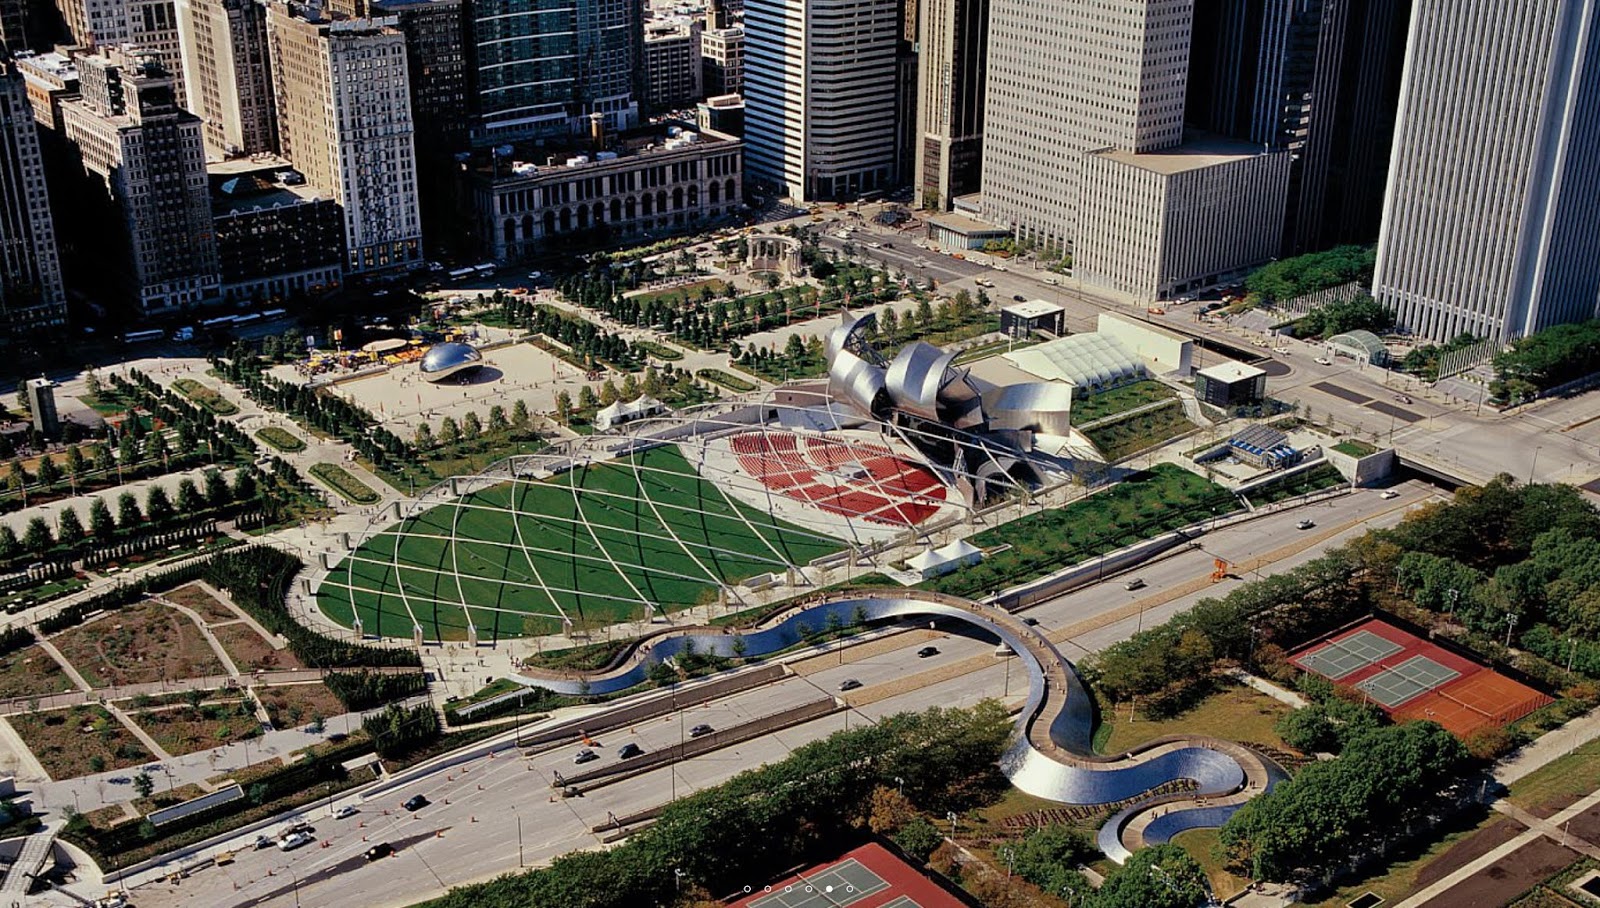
[
  {"left": 116, "top": 491, "right": 142, "bottom": 528},
  {"left": 460, "top": 411, "right": 482, "bottom": 442},
  {"left": 1011, "top": 824, "right": 1096, "bottom": 896},
  {"left": 879, "top": 306, "right": 899, "bottom": 339},
  {"left": 145, "top": 485, "right": 175, "bottom": 524},
  {"left": 642, "top": 366, "right": 664, "bottom": 398},
  {"left": 21, "top": 516, "right": 52, "bottom": 555},
  {"left": 203, "top": 468, "right": 231, "bottom": 508},
  {"left": 915, "top": 297, "right": 933, "bottom": 327},
  {"left": 600, "top": 379, "right": 620, "bottom": 406},
  {"left": 89, "top": 498, "right": 115, "bottom": 540},
  {"left": 57, "top": 507, "right": 85, "bottom": 547},
  {"left": 784, "top": 333, "right": 805, "bottom": 360},
  {"left": 578, "top": 385, "right": 599, "bottom": 411},
  {"left": 133, "top": 772, "right": 155, "bottom": 800},
  {"left": 511, "top": 399, "right": 531, "bottom": 431},
  {"left": 146, "top": 429, "right": 169, "bottom": 463},
  {"left": 487, "top": 404, "right": 509, "bottom": 434},
  {"left": 117, "top": 433, "right": 139, "bottom": 467},
  {"left": 892, "top": 817, "right": 944, "bottom": 862},
  {"left": 554, "top": 390, "right": 573, "bottom": 425},
  {"left": 438, "top": 416, "right": 461, "bottom": 447},
  {"left": 93, "top": 443, "right": 114, "bottom": 474},
  {"left": 0, "top": 525, "right": 16, "bottom": 561},
  {"left": 1092, "top": 845, "right": 1210, "bottom": 908},
  {"left": 64, "top": 445, "right": 86, "bottom": 481},
  {"left": 231, "top": 469, "right": 257, "bottom": 502},
  {"left": 864, "top": 785, "right": 916, "bottom": 834},
  {"left": 36, "top": 455, "right": 60, "bottom": 488},
  {"left": 414, "top": 422, "right": 435, "bottom": 450},
  {"left": 620, "top": 373, "right": 639, "bottom": 400},
  {"left": 176, "top": 477, "right": 204, "bottom": 514}
]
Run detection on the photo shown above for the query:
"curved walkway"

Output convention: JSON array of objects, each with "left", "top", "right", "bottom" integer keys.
[{"left": 509, "top": 587, "right": 1280, "bottom": 862}]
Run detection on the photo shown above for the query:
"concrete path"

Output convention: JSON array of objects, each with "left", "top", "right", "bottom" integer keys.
[
  {"left": 1492, "top": 799, "right": 1600, "bottom": 861},
  {"left": 0, "top": 714, "right": 51, "bottom": 781},
  {"left": 157, "top": 597, "right": 242, "bottom": 679},
  {"left": 1497, "top": 707, "right": 1600, "bottom": 785},
  {"left": 34, "top": 638, "right": 93, "bottom": 692},
  {"left": 105, "top": 701, "right": 174, "bottom": 763}
]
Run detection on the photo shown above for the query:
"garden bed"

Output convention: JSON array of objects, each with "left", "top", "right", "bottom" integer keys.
[
  {"left": 172, "top": 379, "right": 239, "bottom": 416},
  {"left": 128, "top": 701, "right": 263, "bottom": 757},
  {"left": 0, "top": 644, "right": 71, "bottom": 700},
  {"left": 697, "top": 368, "right": 758, "bottom": 393},
  {"left": 254, "top": 426, "right": 307, "bottom": 453},
  {"left": 9, "top": 705, "right": 153, "bottom": 778},
  {"left": 257, "top": 683, "right": 346, "bottom": 729},
  {"left": 634, "top": 340, "right": 684, "bottom": 361},
  {"left": 51, "top": 601, "right": 226, "bottom": 687},
  {"left": 309, "top": 463, "right": 380, "bottom": 504},
  {"left": 1083, "top": 401, "right": 1196, "bottom": 461},
  {"left": 1333, "top": 439, "right": 1379, "bottom": 457},
  {"left": 162, "top": 583, "right": 239, "bottom": 624},
  {"left": 1070, "top": 380, "right": 1177, "bottom": 426},
  {"left": 212, "top": 622, "right": 301, "bottom": 672}
]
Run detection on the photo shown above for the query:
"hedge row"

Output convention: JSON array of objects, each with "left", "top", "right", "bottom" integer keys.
[{"left": 324, "top": 669, "right": 428, "bottom": 711}]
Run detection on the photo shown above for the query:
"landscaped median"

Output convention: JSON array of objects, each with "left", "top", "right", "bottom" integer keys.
[
  {"left": 254, "top": 426, "right": 306, "bottom": 453},
  {"left": 696, "top": 367, "right": 758, "bottom": 393},
  {"left": 309, "top": 462, "right": 380, "bottom": 504},
  {"left": 171, "top": 378, "right": 239, "bottom": 416}
]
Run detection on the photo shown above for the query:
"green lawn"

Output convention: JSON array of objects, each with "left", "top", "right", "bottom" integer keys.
[
  {"left": 309, "top": 463, "right": 380, "bottom": 504},
  {"left": 1333, "top": 439, "right": 1379, "bottom": 457},
  {"left": 172, "top": 378, "right": 239, "bottom": 416},
  {"left": 1509, "top": 745, "right": 1600, "bottom": 812},
  {"left": 1070, "top": 380, "right": 1177, "bottom": 426},
  {"left": 1097, "top": 681, "right": 1294, "bottom": 754},
  {"left": 318, "top": 445, "right": 842, "bottom": 640},
  {"left": 255, "top": 426, "right": 306, "bottom": 453}
]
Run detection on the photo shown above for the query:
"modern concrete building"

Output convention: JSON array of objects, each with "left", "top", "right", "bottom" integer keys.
[
  {"left": 1185, "top": 0, "right": 1411, "bottom": 255},
  {"left": 700, "top": 23, "right": 742, "bottom": 95},
  {"left": 466, "top": 0, "right": 641, "bottom": 146},
  {"left": 266, "top": 4, "right": 421, "bottom": 274},
  {"left": 23, "top": 376, "right": 55, "bottom": 435},
  {"left": 1373, "top": 0, "right": 1600, "bottom": 343},
  {"left": 1077, "top": 137, "right": 1291, "bottom": 301},
  {"left": 0, "top": 55, "right": 64, "bottom": 339},
  {"left": 642, "top": 18, "right": 702, "bottom": 110},
  {"left": 176, "top": 0, "right": 275, "bottom": 157},
  {"left": 59, "top": 48, "right": 219, "bottom": 312},
  {"left": 744, "top": 0, "right": 899, "bottom": 201},
  {"left": 209, "top": 157, "right": 342, "bottom": 303},
  {"left": 473, "top": 123, "right": 742, "bottom": 261},
  {"left": 913, "top": 0, "right": 986, "bottom": 211}
]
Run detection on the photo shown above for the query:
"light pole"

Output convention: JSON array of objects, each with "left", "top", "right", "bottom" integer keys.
[
  {"left": 517, "top": 814, "right": 524, "bottom": 867},
  {"left": 288, "top": 866, "right": 302, "bottom": 908},
  {"left": 1505, "top": 612, "right": 1519, "bottom": 649}
]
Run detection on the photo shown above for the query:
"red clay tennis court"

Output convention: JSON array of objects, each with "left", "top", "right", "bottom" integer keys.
[
  {"left": 726, "top": 843, "right": 966, "bottom": 908},
  {"left": 1290, "top": 618, "right": 1551, "bottom": 738}
]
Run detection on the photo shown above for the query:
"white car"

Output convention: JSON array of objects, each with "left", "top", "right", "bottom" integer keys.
[
  {"left": 278, "top": 831, "right": 314, "bottom": 851},
  {"left": 1381, "top": 490, "right": 1401, "bottom": 500},
  {"left": 867, "top": 242, "right": 881, "bottom": 248},
  {"left": 1315, "top": 357, "right": 1333, "bottom": 366},
  {"left": 334, "top": 805, "right": 358, "bottom": 819}
]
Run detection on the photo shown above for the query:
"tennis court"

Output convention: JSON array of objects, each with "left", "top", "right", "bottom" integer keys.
[
  {"left": 1356, "top": 655, "right": 1460, "bottom": 708},
  {"left": 1292, "top": 629, "right": 1403, "bottom": 680},
  {"left": 747, "top": 860, "right": 889, "bottom": 908}
]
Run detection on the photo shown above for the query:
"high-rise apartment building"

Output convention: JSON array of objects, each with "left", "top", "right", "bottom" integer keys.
[
  {"left": 744, "top": 0, "right": 899, "bottom": 201},
  {"left": 59, "top": 0, "right": 189, "bottom": 104},
  {"left": 643, "top": 18, "right": 702, "bottom": 111},
  {"left": 59, "top": 48, "right": 218, "bottom": 311},
  {"left": 0, "top": 54, "right": 64, "bottom": 338},
  {"left": 979, "top": 0, "right": 1289, "bottom": 300},
  {"left": 1373, "top": 0, "right": 1600, "bottom": 342},
  {"left": 371, "top": 0, "right": 467, "bottom": 149},
  {"left": 466, "top": 0, "right": 641, "bottom": 146},
  {"left": 700, "top": 23, "right": 742, "bottom": 95},
  {"left": 913, "top": 0, "right": 986, "bottom": 210},
  {"left": 176, "top": 0, "right": 275, "bottom": 157},
  {"left": 266, "top": 3, "right": 421, "bottom": 273},
  {"left": 1186, "top": 0, "right": 1410, "bottom": 255}
]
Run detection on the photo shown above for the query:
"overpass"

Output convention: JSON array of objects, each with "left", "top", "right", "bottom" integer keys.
[{"left": 0, "top": 826, "right": 58, "bottom": 897}]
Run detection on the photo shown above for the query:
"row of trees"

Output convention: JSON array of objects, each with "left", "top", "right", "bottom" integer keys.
[
  {"left": 0, "top": 470, "right": 246, "bottom": 563},
  {"left": 551, "top": 364, "right": 714, "bottom": 424},
  {"left": 412, "top": 400, "right": 535, "bottom": 454},
  {"left": 1400, "top": 332, "right": 1481, "bottom": 381},
  {"left": 1492, "top": 318, "right": 1600, "bottom": 402},
  {"left": 1295, "top": 293, "right": 1395, "bottom": 339},
  {"left": 421, "top": 702, "right": 1012, "bottom": 908},
  {"left": 324, "top": 669, "right": 428, "bottom": 711},
  {"left": 524, "top": 305, "right": 646, "bottom": 371},
  {"left": 362, "top": 701, "right": 442, "bottom": 759},
  {"left": 1244, "top": 245, "right": 1376, "bottom": 304}
]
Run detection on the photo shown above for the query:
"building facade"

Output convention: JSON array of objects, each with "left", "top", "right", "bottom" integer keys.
[
  {"left": 266, "top": 4, "right": 421, "bottom": 274},
  {"left": 643, "top": 18, "right": 702, "bottom": 111},
  {"left": 1077, "top": 139, "right": 1290, "bottom": 300},
  {"left": 59, "top": 0, "right": 189, "bottom": 104},
  {"left": 176, "top": 0, "right": 276, "bottom": 157},
  {"left": 466, "top": 0, "right": 641, "bottom": 146},
  {"left": 912, "top": 0, "right": 985, "bottom": 210},
  {"left": 474, "top": 126, "right": 742, "bottom": 261},
  {"left": 0, "top": 55, "right": 64, "bottom": 338},
  {"left": 59, "top": 49, "right": 219, "bottom": 311},
  {"left": 210, "top": 158, "right": 342, "bottom": 302},
  {"left": 744, "top": 0, "right": 899, "bottom": 201},
  {"left": 12, "top": 51, "right": 77, "bottom": 130},
  {"left": 700, "top": 24, "right": 742, "bottom": 95},
  {"left": 1373, "top": 0, "right": 1600, "bottom": 342}
]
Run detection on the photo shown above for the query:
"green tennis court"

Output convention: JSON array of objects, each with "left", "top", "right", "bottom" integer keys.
[
  {"left": 1356, "top": 655, "right": 1460, "bottom": 708},
  {"left": 1292, "top": 629, "right": 1403, "bottom": 680},
  {"left": 317, "top": 445, "right": 843, "bottom": 640}
]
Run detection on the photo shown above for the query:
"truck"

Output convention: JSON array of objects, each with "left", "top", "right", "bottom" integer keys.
[
  {"left": 171, "top": 326, "right": 194, "bottom": 342},
  {"left": 122, "top": 329, "right": 164, "bottom": 344}
]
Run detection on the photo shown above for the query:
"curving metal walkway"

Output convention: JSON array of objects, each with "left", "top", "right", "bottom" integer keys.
[{"left": 512, "top": 588, "right": 1279, "bottom": 862}]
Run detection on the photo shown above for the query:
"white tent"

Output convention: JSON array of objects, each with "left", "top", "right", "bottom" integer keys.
[
  {"left": 907, "top": 538, "right": 984, "bottom": 580},
  {"left": 594, "top": 395, "right": 665, "bottom": 431}
]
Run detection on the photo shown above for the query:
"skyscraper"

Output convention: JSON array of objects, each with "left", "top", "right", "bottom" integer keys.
[
  {"left": 913, "top": 0, "right": 986, "bottom": 210},
  {"left": 59, "top": 48, "right": 218, "bottom": 311},
  {"left": 59, "top": 0, "right": 189, "bottom": 104},
  {"left": 176, "top": 0, "right": 276, "bottom": 157},
  {"left": 0, "top": 53, "right": 64, "bottom": 338},
  {"left": 1373, "top": 0, "right": 1600, "bottom": 342},
  {"left": 266, "top": 3, "right": 422, "bottom": 273},
  {"left": 466, "top": 0, "right": 641, "bottom": 146},
  {"left": 744, "top": 0, "right": 899, "bottom": 201}
]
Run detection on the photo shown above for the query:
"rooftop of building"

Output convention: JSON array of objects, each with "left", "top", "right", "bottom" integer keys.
[
  {"left": 12, "top": 50, "right": 78, "bottom": 81},
  {"left": 644, "top": 17, "right": 697, "bottom": 39},
  {"left": 1089, "top": 131, "right": 1277, "bottom": 175},
  {"left": 478, "top": 121, "right": 737, "bottom": 182},
  {"left": 1003, "top": 300, "right": 1064, "bottom": 319},
  {"left": 1197, "top": 359, "right": 1267, "bottom": 382},
  {"left": 927, "top": 211, "right": 1012, "bottom": 236},
  {"left": 209, "top": 156, "right": 330, "bottom": 214},
  {"left": 700, "top": 93, "right": 743, "bottom": 109}
]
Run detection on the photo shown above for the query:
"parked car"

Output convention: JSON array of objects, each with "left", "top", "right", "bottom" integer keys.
[
  {"left": 1395, "top": 394, "right": 1414, "bottom": 404},
  {"left": 334, "top": 805, "right": 358, "bottom": 820},
  {"left": 1022, "top": 617, "right": 1040, "bottom": 626},
  {"left": 839, "top": 679, "right": 863, "bottom": 692},
  {"left": 1124, "top": 577, "right": 1146, "bottom": 591},
  {"left": 1012, "top": 294, "right": 1028, "bottom": 302},
  {"left": 1315, "top": 357, "right": 1333, "bottom": 365},
  {"left": 917, "top": 646, "right": 940, "bottom": 658},
  {"left": 253, "top": 835, "right": 274, "bottom": 850},
  {"left": 618, "top": 743, "right": 645, "bottom": 760},
  {"left": 278, "top": 831, "right": 314, "bottom": 851},
  {"left": 1381, "top": 490, "right": 1401, "bottom": 500},
  {"left": 1297, "top": 519, "right": 1316, "bottom": 530},
  {"left": 689, "top": 724, "right": 714, "bottom": 738},
  {"left": 403, "top": 795, "right": 429, "bottom": 811},
  {"left": 573, "top": 748, "right": 599, "bottom": 764},
  {"left": 365, "top": 842, "right": 395, "bottom": 861}
]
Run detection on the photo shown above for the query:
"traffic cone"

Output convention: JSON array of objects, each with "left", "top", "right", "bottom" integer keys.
[
  {"left": 471, "top": 815, "right": 477, "bottom": 823},
  {"left": 435, "top": 829, "right": 443, "bottom": 838}
]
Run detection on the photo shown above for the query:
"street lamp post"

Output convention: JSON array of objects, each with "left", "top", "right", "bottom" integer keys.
[{"left": 1505, "top": 612, "right": 1520, "bottom": 649}]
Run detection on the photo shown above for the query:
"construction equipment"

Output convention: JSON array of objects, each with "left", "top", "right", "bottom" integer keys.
[{"left": 1210, "top": 558, "right": 1231, "bottom": 583}]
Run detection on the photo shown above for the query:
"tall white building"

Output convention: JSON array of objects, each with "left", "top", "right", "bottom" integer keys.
[
  {"left": 744, "top": 0, "right": 899, "bottom": 201},
  {"left": 1372, "top": 0, "right": 1600, "bottom": 342},
  {"left": 0, "top": 55, "right": 65, "bottom": 337},
  {"left": 176, "top": 0, "right": 276, "bottom": 158},
  {"left": 266, "top": 3, "right": 421, "bottom": 274}
]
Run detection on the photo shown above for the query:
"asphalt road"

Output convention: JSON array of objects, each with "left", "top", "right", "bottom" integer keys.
[{"left": 127, "top": 483, "right": 1440, "bottom": 908}]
